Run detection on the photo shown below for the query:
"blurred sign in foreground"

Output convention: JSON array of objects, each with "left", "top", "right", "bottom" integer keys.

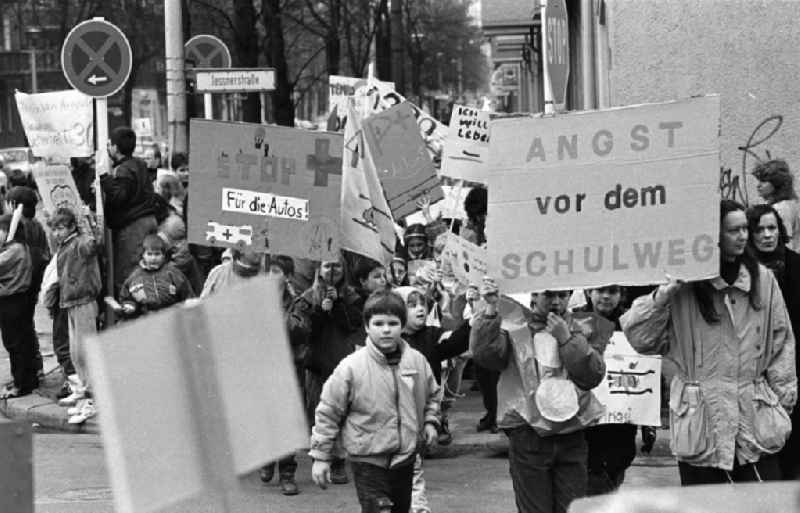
[{"left": 86, "top": 278, "right": 307, "bottom": 513}]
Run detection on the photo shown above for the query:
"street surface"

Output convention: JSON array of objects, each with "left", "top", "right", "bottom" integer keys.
[{"left": 32, "top": 433, "right": 679, "bottom": 512}]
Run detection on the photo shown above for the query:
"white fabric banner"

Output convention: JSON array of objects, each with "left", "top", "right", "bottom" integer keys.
[{"left": 14, "top": 90, "right": 93, "bottom": 161}]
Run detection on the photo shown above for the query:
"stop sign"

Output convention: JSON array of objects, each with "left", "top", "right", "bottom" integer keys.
[{"left": 544, "top": 0, "right": 570, "bottom": 107}]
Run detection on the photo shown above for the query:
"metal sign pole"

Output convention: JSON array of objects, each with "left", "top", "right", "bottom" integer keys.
[
  {"left": 541, "top": 2, "right": 554, "bottom": 114},
  {"left": 95, "top": 97, "right": 115, "bottom": 324},
  {"left": 204, "top": 92, "right": 213, "bottom": 119}
]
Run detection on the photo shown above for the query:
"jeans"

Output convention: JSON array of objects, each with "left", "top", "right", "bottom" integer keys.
[
  {"left": 678, "top": 454, "right": 782, "bottom": 485},
  {"left": 505, "top": 426, "right": 588, "bottom": 513},
  {"left": 586, "top": 468, "right": 625, "bottom": 496},
  {"left": 351, "top": 459, "right": 415, "bottom": 513},
  {"left": 0, "top": 293, "right": 39, "bottom": 392},
  {"left": 52, "top": 305, "right": 75, "bottom": 376},
  {"left": 67, "top": 302, "right": 98, "bottom": 387},
  {"left": 410, "top": 454, "right": 431, "bottom": 513},
  {"left": 475, "top": 364, "right": 500, "bottom": 424}
]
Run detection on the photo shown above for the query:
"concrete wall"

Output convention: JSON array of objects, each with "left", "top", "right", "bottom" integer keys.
[{"left": 605, "top": 0, "right": 800, "bottom": 204}]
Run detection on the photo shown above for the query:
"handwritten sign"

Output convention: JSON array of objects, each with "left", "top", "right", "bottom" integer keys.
[
  {"left": 488, "top": 96, "right": 721, "bottom": 293},
  {"left": 328, "top": 75, "right": 394, "bottom": 131},
  {"left": 187, "top": 119, "right": 343, "bottom": 261},
  {"left": 441, "top": 105, "right": 491, "bottom": 182},
  {"left": 30, "top": 163, "right": 83, "bottom": 214},
  {"left": 14, "top": 90, "right": 93, "bottom": 161},
  {"left": 362, "top": 102, "right": 443, "bottom": 219},
  {"left": 441, "top": 232, "right": 488, "bottom": 286},
  {"left": 593, "top": 331, "right": 662, "bottom": 426}
]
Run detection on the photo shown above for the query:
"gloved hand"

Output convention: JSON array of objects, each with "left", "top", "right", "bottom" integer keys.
[{"left": 641, "top": 426, "right": 656, "bottom": 454}]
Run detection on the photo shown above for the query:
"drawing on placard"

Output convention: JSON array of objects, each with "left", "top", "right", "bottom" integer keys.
[{"left": 206, "top": 221, "right": 253, "bottom": 246}]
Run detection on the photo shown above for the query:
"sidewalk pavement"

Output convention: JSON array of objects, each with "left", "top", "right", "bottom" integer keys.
[{"left": 0, "top": 303, "right": 671, "bottom": 457}]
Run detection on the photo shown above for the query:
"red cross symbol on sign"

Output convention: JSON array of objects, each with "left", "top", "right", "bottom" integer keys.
[
  {"left": 307, "top": 138, "right": 342, "bottom": 187},
  {"left": 61, "top": 19, "right": 132, "bottom": 98}
]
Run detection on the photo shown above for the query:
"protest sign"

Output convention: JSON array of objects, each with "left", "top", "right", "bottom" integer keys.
[
  {"left": 340, "top": 102, "right": 396, "bottom": 264},
  {"left": 361, "top": 87, "right": 448, "bottom": 162},
  {"left": 328, "top": 75, "right": 394, "bottom": 131},
  {"left": 488, "top": 95, "right": 720, "bottom": 293},
  {"left": 14, "top": 90, "right": 93, "bottom": 161},
  {"left": 593, "top": 331, "right": 662, "bottom": 426},
  {"left": 86, "top": 278, "right": 307, "bottom": 513},
  {"left": 30, "top": 162, "right": 82, "bottom": 214},
  {"left": 187, "top": 119, "right": 343, "bottom": 261},
  {"left": 441, "top": 232, "right": 488, "bottom": 286},
  {"left": 441, "top": 104, "right": 491, "bottom": 182},
  {"left": 362, "top": 102, "right": 443, "bottom": 219}
]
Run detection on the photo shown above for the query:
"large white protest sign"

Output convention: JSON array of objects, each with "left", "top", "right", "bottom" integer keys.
[
  {"left": 340, "top": 102, "right": 396, "bottom": 265},
  {"left": 488, "top": 96, "right": 720, "bottom": 293},
  {"left": 328, "top": 75, "right": 394, "bottom": 131},
  {"left": 593, "top": 331, "right": 662, "bottom": 426},
  {"left": 87, "top": 278, "right": 307, "bottom": 513},
  {"left": 441, "top": 105, "right": 491, "bottom": 182},
  {"left": 14, "top": 90, "right": 93, "bottom": 161}
]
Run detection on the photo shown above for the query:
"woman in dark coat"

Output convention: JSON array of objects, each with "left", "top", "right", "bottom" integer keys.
[{"left": 747, "top": 203, "right": 800, "bottom": 479}]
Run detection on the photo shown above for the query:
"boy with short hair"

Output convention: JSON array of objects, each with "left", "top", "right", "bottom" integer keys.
[
  {"left": 310, "top": 290, "right": 440, "bottom": 513},
  {"left": 50, "top": 207, "right": 102, "bottom": 424},
  {"left": 118, "top": 234, "right": 194, "bottom": 317}
]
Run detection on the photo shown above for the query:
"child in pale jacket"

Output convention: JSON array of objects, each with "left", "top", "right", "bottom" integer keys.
[{"left": 310, "top": 290, "right": 440, "bottom": 513}]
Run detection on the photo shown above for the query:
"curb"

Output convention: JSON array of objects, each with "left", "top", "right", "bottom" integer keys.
[{"left": 0, "top": 392, "right": 99, "bottom": 435}]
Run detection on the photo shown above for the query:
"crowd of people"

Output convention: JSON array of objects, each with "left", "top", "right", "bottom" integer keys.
[{"left": 0, "top": 124, "right": 798, "bottom": 513}]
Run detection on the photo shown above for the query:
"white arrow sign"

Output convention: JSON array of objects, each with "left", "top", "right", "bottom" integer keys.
[{"left": 87, "top": 74, "right": 109, "bottom": 85}]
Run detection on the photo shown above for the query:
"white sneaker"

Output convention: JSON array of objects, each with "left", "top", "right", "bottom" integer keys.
[
  {"left": 58, "top": 375, "right": 86, "bottom": 407},
  {"left": 66, "top": 399, "right": 87, "bottom": 416},
  {"left": 67, "top": 399, "right": 96, "bottom": 424}
]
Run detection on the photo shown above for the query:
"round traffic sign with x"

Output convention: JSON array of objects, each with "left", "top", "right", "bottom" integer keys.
[
  {"left": 184, "top": 35, "right": 231, "bottom": 69},
  {"left": 61, "top": 19, "right": 132, "bottom": 98}
]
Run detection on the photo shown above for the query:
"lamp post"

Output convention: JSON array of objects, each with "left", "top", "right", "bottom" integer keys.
[{"left": 24, "top": 26, "right": 43, "bottom": 93}]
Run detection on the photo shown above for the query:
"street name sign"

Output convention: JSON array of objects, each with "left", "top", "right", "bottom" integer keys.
[
  {"left": 184, "top": 34, "right": 232, "bottom": 69},
  {"left": 61, "top": 18, "right": 132, "bottom": 98},
  {"left": 194, "top": 68, "right": 276, "bottom": 93}
]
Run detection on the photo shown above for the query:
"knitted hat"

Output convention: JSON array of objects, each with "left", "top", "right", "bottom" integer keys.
[{"left": 403, "top": 223, "right": 426, "bottom": 241}]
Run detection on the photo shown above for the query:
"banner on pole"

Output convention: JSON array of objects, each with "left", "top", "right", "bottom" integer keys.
[
  {"left": 14, "top": 90, "right": 93, "bottom": 161},
  {"left": 593, "top": 331, "right": 662, "bottom": 426},
  {"left": 187, "top": 119, "right": 343, "bottom": 261},
  {"left": 328, "top": 75, "right": 394, "bottom": 132},
  {"left": 362, "top": 102, "right": 443, "bottom": 219},
  {"left": 340, "top": 102, "right": 396, "bottom": 265},
  {"left": 488, "top": 96, "right": 721, "bottom": 293},
  {"left": 441, "top": 104, "right": 490, "bottom": 182}
]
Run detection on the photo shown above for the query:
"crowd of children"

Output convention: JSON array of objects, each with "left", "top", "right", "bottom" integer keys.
[{"left": 4, "top": 122, "right": 799, "bottom": 513}]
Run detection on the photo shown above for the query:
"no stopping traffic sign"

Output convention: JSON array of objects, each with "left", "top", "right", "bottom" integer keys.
[{"left": 61, "top": 19, "right": 132, "bottom": 98}]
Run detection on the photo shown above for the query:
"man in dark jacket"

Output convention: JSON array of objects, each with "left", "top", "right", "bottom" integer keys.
[{"left": 100, "top": 126, "right": 157, "bottom": 295}]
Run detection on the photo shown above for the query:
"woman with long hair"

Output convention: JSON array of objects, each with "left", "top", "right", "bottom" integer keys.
[
  {"left": 746, "top": 203, "right": 800, "bottom": 479},
  {"left": 753, "top": 159, "right": 800, "bottom": 251},
  {"left": 622, "top": 199, "right": 796, "bottom": 485}
]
